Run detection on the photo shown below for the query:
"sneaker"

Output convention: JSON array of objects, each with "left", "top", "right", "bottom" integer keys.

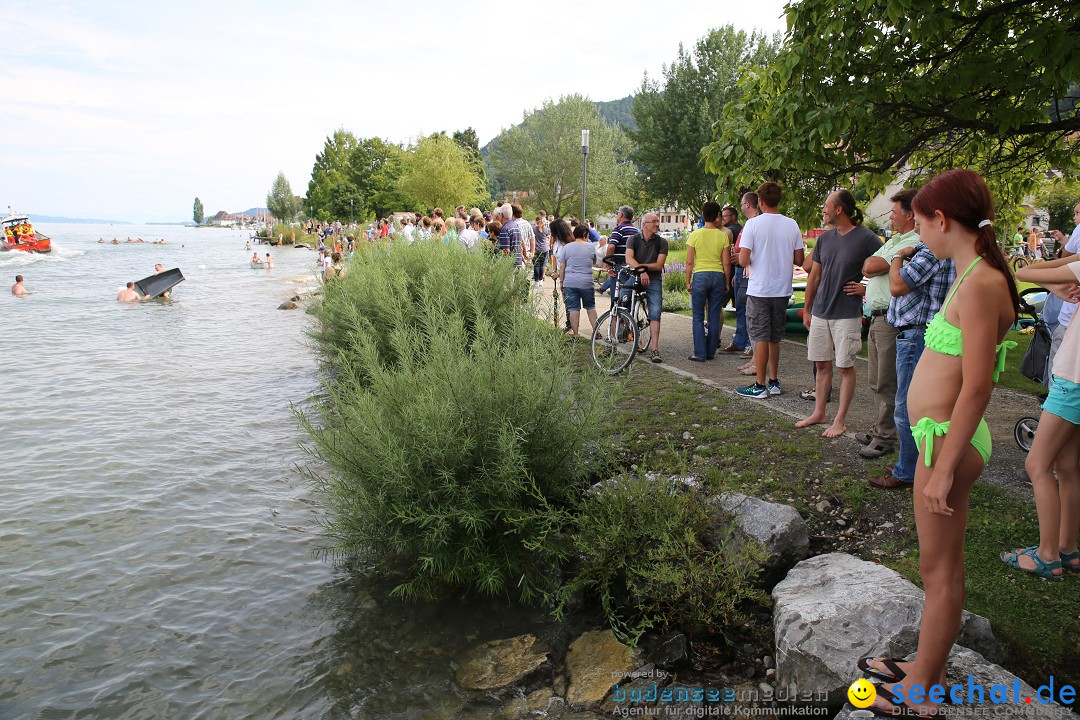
[
  {"left": 767, "top": 379, "right": 781, "bottom": 396},
  {"left": 854, "top": 432, "right": 873, "bottom": 445},
  {"left": 740, "top": 347, "right": 754, "bottom": 358},
  {"left": 736, "top": 382, "right": 769, "bottom": 399}
]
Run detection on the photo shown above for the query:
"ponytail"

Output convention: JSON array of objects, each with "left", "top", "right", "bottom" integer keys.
[{"left": 976, "top": 225, "right": 1020, "bottom": 323}]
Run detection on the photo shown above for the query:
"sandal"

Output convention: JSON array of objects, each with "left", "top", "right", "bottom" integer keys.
[
  {"left": 651, "top": 350, "right": 663, "bottom": 363},
  {"left": 1000, "top": 546, "right": 1063, "bottom": 581},
  {"left": 1061, "top": 550, "right": 1080, "bottom": 572},
  {"left": 857, "top": 656, "right": 906, "bottom": 683}
]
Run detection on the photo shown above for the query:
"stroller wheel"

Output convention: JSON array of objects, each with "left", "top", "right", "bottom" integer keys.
[{"left": 1014, "top": 416, "right": 1039, "bottom": 453}]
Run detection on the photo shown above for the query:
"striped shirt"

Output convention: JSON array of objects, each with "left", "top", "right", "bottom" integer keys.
[
  {"left": 607, "top": 221, "right": 639, "bottom": 266},
  {"left": 498, "top": 222, "right": 525, "bottom": 266},
  {"left": 887, "top": 243, "right": 956, "bottom": 329}
]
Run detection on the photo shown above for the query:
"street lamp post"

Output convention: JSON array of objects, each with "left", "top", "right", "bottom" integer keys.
[{"left": 581, "top": 129, "right": 590, "bottom": 223}]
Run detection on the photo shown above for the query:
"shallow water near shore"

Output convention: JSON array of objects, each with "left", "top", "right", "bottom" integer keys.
[{"left": 0, "top": 225, "right": 555, "bottom": 719}]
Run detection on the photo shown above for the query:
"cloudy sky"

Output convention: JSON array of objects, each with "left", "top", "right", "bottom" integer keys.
[{"left": 0, "top": 0, "right": 788, "bottom": 222}]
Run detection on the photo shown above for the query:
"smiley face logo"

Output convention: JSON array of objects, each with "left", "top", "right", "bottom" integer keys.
[{"left": 847, "top": 678, "right": 877, "bottom": 708}]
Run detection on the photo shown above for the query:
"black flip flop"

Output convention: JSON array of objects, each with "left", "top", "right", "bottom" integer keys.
[{"left": 857, "top": 656, "right": 906, "bottom": 683}]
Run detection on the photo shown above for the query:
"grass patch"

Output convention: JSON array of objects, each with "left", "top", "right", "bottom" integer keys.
[{"left": 599, "top": 355, "right": 1079, "bottom": 688}]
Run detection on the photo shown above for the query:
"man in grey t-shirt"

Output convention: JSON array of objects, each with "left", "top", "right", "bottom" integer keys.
[{"left": 796, "top": 189, "right": 881, "bottom": 438}]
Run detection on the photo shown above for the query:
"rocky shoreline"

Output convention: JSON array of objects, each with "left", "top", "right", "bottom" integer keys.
[{"left": 447, "top": 481, "right": 1069, "bottom": 719}]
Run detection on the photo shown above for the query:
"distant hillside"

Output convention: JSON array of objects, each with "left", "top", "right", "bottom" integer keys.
[
  {"left": 239, "top": 207, "right": 269, "bottom": 217},
  {"left": 595, "top": 95, "right": 636, "bottom": 130},
  {"left": 30, "top": 215, "right": 131, "bottom": 224},
  {"left": 482, "top": 95, "right": 637, "bottom": 158}
]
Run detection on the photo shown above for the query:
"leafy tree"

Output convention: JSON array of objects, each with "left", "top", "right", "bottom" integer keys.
[
  {"left": 1034, "top": 176, "right": 1080, "bottom": 233},
  {"left": 631, "top": 26, "right": 779, "bottom": 214},
  {"left": 192, "top": 197, "right": 204, "bottom": 225},
  {"left": 487, "top": 94, "right": 636, "bottom": 218},
  {"left": 703, "top": 0, "right": 1080, "bottom": 226},
  {"left": 396, "top": 134, "right": 489, "bottom": 212},
  {"left": 349, "top": 137, "right": 414, "bottom": 219},
  {"left": 305, "top": 129, "right": 360, "bottom": 221},
  {"left": 267, "top": 172, "right": 300, "bottom": 223}
]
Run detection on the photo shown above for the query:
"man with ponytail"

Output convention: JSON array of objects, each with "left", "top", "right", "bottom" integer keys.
[{"left": 796, "top": 189, "right": 881, "bottom": 438}]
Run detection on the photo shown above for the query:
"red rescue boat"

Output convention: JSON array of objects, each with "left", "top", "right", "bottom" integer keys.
[{"left": 2, "top": 213, "right": 51, "bottom": 253}]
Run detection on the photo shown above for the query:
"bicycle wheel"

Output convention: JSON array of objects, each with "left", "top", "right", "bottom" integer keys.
[
  {"left": 591, "top": 308, "right": 637, "bottom": 374},
  {"left": 1010, "top": 255, "right": 1029, "bottom": 272},
  {"left": 633, "top": 295, "right": 652, "bottom": 353},
  {"left": 1014, "top": 416, "right": 1039, "bottom": 453}
]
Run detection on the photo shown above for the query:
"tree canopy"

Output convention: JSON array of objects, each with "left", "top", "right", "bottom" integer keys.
[
  {"left": 266, "top": 172, "right": 300, "bottom": 223},
  {"left": 396, "top": 134, "right": 489, "bottom": 212},
  {"left": 703, "top": 0, "right": 1080, "bottom": 225},
  {"left": 192, "top": 197, "right": 204, "bottom": 225},
  {"left": 631, "top": 26, "right": 779, "bottom": 214},
  {"left": 304, "top": 129, "right": 361, "bottom": 221},
  {"left": 487, "top": 95, "right": 636, "bottom": 218}
]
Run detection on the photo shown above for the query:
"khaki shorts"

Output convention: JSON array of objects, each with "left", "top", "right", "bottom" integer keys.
[{"left": 808, "top": 315, "right": 862, "bottom": 368}]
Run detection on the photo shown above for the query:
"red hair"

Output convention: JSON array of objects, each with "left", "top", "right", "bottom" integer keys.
[{"left": 912, "top": 169, "right": 1019, "bottom": 320}]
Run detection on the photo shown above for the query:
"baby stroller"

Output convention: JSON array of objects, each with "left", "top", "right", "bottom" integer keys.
[{"left": 1014, "top": 289, "right": 1052, "bottom": 452}]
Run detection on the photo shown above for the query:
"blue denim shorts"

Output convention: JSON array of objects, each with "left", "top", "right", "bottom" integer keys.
[
  {"left": 644, "top": 277, "right": 663, "bottom": 322},
  {"left": 563, "top": 286, "right": 595, "bottom": 312},
  {"left": 1043, "top": 376, "right": 1080, "bottom": 425}
]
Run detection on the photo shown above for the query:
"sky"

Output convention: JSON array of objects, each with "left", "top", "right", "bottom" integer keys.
[{"left": 0, "top": 0, "right": 789, "bottom": 222}]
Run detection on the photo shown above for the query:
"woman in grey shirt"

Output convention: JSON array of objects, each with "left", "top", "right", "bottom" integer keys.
[{"left": 550, "top": 222, "right": 599, "bottom": 338}]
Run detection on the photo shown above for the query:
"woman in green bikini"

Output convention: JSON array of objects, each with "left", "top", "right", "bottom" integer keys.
[{"left": 861, "top": 170, "right": 1020, "bottom": 718}]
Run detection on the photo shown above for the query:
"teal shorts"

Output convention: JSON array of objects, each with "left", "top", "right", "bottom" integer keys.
[{"left": 1043, "top": 376, "right": 1080, "bottom": 425}]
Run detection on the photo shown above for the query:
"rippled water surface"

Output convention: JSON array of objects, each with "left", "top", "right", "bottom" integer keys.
[{"left": 1, "top": 226, "right": 552, "bottom": 720}]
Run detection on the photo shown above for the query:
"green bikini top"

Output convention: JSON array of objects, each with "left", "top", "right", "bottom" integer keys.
[{"left": 924, "top": 256, "right": 1016, "bottom": 381}]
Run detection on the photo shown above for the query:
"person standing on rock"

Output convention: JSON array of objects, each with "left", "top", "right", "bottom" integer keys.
[
  {"left": 854, "top": 189, "right": 921, "bottom": 458},
  {"left": 868, "top": 240, "right": 955, "bottom": 490},
  {"left": 862, "top": 170, "right": 1019, "bottom": 718},
  {"left": 735, "top": 182, "right": 805, "bottom": 399}
]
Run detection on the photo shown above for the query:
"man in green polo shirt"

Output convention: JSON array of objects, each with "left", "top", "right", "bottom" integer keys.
[{"left": 855, "top": 188, "right": 921, "bottom": 459}]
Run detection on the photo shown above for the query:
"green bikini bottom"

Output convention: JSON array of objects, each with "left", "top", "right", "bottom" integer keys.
[{"left": 912, "top": 417, "right": 992, "bottom": 468}]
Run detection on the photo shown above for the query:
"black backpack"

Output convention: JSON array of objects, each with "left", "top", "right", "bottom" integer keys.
[{"left": 1019, "top": 307, "right": 1052, "bottom": 385}]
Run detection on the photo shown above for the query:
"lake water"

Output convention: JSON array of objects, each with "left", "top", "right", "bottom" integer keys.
[{"left": 0, "top": 225, "right": 556, "bottom": 720}]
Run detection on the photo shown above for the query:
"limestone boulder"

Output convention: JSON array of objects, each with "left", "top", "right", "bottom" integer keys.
[
  {"left": 456, "top": 634, "right": 549, "bottom": 691},
  {"left": 773, "top": 554, "right": 1004, "bottom": 706},
  {"left": 565, "top": 630, "right": 639, "bottom": 708},
  {"left": 709, "top": 492, "right": 809, "bottom": 580}
]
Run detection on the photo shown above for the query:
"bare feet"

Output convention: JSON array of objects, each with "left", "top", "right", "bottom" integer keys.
[
  {"left": 822, "top": 422, "right": 847, "bottom": 438},
  {"left": 795, "top": 414, "right": 825, "bottom": 429}
]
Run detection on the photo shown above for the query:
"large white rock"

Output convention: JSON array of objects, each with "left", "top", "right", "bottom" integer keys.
[
  {"left": 710, "top": 492, "right": 809, "bottom": 579},
  {"left": 773, "top": 553, "right": 1004, "bottom": 704}
]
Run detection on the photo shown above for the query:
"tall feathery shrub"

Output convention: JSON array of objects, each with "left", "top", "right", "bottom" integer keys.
[{"left": 301, "top": 239, "right": 614, "bottom": 602}]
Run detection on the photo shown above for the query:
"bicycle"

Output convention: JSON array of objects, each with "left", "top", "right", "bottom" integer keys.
[{"left": 590, "top": 258, "right": 652, "bottom": 374}]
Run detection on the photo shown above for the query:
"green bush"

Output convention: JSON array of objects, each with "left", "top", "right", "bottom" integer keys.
[
  {"left": 666, "top": 236, "right": 688, "bottom": 253},
  {"left": 555, "top": 477, "right": 768, "bottom": 645},
  {"left": 300, "top": 239, "right": 615, "bottom": 602},
  {"left": 662, "top": 290, "right": 691, "bottom": 312},
  {"left": 663, "top": 270, "right": 687, "bottom": 294}
]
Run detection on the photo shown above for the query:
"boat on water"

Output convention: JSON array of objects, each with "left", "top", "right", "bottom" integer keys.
[{"left": 2, "top": 213, "right": 51, "bottom": 253}]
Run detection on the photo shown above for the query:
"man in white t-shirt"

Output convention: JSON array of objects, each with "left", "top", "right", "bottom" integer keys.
[
  {"left": 735, "top": 182, "right": 806, "bottom": 399},
  {"left": 459, "top": 216, "right": 482, "bottom": 250},
  {"left": 1046, "top": 202, "right": 1080, "bottom": 389}
]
